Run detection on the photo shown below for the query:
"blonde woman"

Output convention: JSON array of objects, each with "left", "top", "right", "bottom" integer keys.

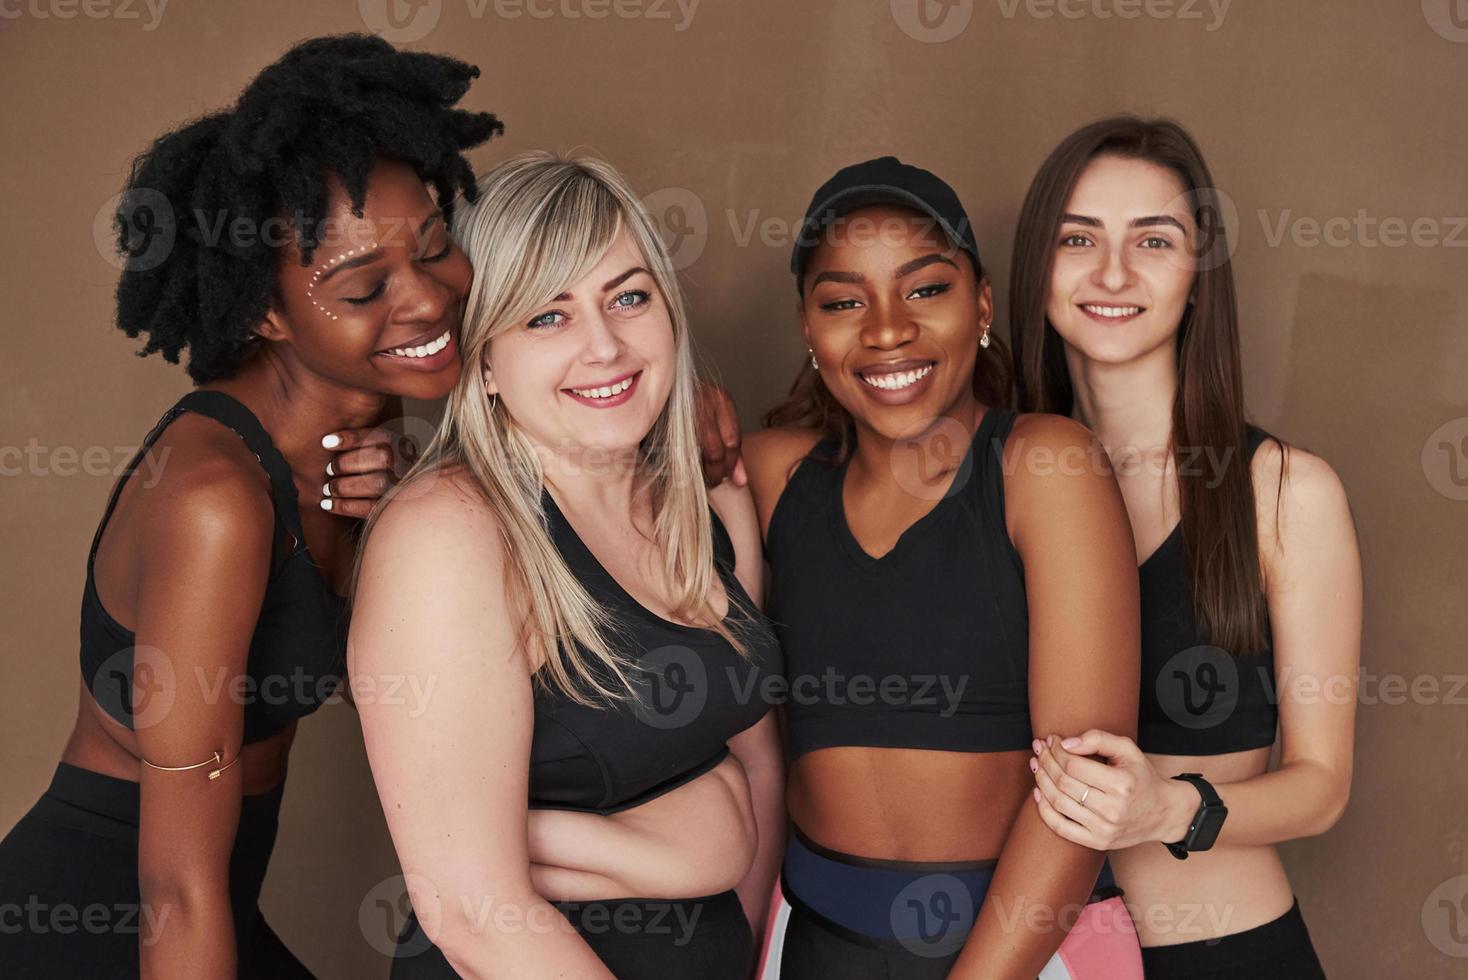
[{"left": 349, "top": 152, "right": 785, "bottom": 979}]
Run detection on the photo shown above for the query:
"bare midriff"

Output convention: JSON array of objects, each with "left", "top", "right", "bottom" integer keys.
[{"left": 788, "top": 745, "right": 1032, "bottom": 861}]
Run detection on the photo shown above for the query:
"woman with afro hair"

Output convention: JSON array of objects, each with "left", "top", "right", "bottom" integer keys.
[{"left": 0, "top": 33, "right": 502, "bottom": 977}]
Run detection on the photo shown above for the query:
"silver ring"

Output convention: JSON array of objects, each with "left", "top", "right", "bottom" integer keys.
[{"left": 1079, "top": 785, "right": 1091, "bottom": 807}]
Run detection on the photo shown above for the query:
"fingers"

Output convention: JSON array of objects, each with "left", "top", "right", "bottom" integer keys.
[
  {"left": 1042, "top": 740, "right": 1126, "bottom": 796},
  {"left": 324, "top": 473, "right": 392, "bottom": 501},
  {"left": 732, "top": 457, "right": 748, "bottom": 488},
  {"left": 1033, "top": 746, "right": 1108, "bottom": 816},
  {"left": 320, "top": 426, "right": 394, "bottom": 453},
  {"left": 319, "top": 496, "right": 374, "bottom": 520},
  {"left": 1032, "top": 758, "right": 1116, "bottom": 843},
  {"left": 1058, "top": 728, "right": 1139, "bottom": 762},
  {"left": 1033, "top": 786, "right": 1104, "bottom": 849},
  {"left": 328, "top": 442, "right": 396, "bottom": 478},
  {"left": 713, "top": 386, "right": 741, "bottom": 449}
]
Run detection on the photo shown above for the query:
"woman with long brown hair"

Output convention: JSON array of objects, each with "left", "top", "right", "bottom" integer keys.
[{"left": 1020, "top": 117, "right": 1361, "bottom": 978}]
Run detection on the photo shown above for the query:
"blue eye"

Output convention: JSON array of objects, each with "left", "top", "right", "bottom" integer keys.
[
  {"left": 527, "top": 310, "right": 566, "bottom": 330},
  {"left": 611, "top": 289, "right": 650, "bottom": 310}
]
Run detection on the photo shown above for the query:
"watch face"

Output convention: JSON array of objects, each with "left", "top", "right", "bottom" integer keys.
[{"left": 1191, "top": 804, "right": 1229, "bottom": 850}]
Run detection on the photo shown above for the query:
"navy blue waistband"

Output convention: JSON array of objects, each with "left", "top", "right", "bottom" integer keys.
[{"left": 781, "top": 826, "right": 1118, "bottom": 947}]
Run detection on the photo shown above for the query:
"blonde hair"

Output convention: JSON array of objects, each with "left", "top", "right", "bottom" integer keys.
[{"left": 364, "top": 151, "right": 748, "bottom": 704}]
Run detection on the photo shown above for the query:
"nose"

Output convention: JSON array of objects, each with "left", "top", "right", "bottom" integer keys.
[
  {"left": 859, "top": 297, "right": 920, "bottom": 350},
  {"left": 580, "top": 308, "right": 627, "bottom": 364},
  {"left": 395, "top": 263, "right": 454, "bottom": 325},
  {"left": 1092, "top": 241, "right": 1135, "bottom": 294}
]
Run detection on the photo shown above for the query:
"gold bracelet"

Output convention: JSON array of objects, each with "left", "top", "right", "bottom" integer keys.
[{"left": 141, "top": 750, "right": 240, "bottom": 780}]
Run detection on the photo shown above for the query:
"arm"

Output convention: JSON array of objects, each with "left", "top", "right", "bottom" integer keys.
[
  {"left": 350, "top": 477, "right": 613, "bottom": 980},
  {"left": 709, "top": 479, "right": 786, "bottom": 949},
  {"left": 950, "top": 414, "right": 1141, "bottom": 980},
  {"left": 1034, "top": 442, "right": 1361, "bottom": 848},
  {"left": 134, "top": 454, "right": 274, "bottom": 979}
]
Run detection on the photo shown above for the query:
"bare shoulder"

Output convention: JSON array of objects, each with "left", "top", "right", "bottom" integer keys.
[
  {"left": 1250, "top": 434, "right": 1353, "bottom": 556},
  {"left": 741, "top": 425, "right": 824, "bottom": 531},
  {"left": 1003, "top": 411, "right": 1112, "bottom": 493},
  {"left": 142, "top": 413, "right": 276, "bottom": 556},
  {"left": 366, "top": 465, "right": 503, "bottom": 564}
]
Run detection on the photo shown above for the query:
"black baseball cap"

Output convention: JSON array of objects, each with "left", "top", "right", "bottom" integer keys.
[{"left": 789, "top": 156, "right": 981, "bottom": 279}]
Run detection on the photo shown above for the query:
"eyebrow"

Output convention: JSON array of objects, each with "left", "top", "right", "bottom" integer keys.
[
  {"left": 810, "top": 253, "right": 959, "bottom": 288},
  {"left": 315, "top": 212, "right": 443, "bottom": 285},
  {"left": 552, "top": 266, "right": 649, "bottom": 302},
  {"left": 1061, "top": 212, "right": 1188, "bottom": 232}
]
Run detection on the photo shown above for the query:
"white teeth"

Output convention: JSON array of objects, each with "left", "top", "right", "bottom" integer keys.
[
  {"left": 387, "top": 330, "right": 451, "bottom": 358},
  {"left": 859, "top": 363, "right": 933, "bottom": 391},
  {"left": 1083, "top": 305, "right": 1143, "bottom": 318},
  {"left": 571, "top": 375, "right": 635, "bottom": 399}
]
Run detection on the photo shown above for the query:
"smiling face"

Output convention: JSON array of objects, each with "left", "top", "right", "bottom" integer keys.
[
  {"left": 265, "top": 159, "right": 470, "bottom": 401},
  {"left": 483, "top": 227, "right": 676, "bottom": 463},
  {"left": 1046, "top": 154, "right": 1198, "bottom": 367},
  {"left": 800, "top": 204, "right": 993, "bottom": 442}
]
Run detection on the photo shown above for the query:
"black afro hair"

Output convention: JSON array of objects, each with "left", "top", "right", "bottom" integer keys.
[{"left": 113, "top": 33, "right": 503, "bottom": 382}]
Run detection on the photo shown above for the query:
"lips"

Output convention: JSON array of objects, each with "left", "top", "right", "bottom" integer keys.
[
  {"left": 856, "top": 358, "right": 937, "bottom": 392},
  {"left": 375, "top": 322, "right": 458, "bottom": 357},
  {"left": 1078, "top": 303, "right": 1147, "bottom": 322},
  {"left": 563, "top": 369, "right": 641, "bottom": 408}
]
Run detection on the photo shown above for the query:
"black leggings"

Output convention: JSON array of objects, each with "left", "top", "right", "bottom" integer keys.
[
  {"left": 391, "top": 890, "right": 752, "bottom": 979},
  {"left": 0, "top": 763, "right": 311, "bottom": 979},
  {"left": 1140, "top": 898, "right": 1325, "bottom": 979}
]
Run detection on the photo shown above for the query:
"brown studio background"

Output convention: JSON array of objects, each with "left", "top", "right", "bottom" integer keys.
[{"left": 2, "top": 1, "right": 1466, "bottom": 976}]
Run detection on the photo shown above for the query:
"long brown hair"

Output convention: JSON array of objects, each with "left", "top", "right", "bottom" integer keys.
[
  {"left": 1010, "top": 115, "right": 1279, "bottom": 655},
  {"left": 763, "top": 231, "right": 1012, "bottom": 462}
]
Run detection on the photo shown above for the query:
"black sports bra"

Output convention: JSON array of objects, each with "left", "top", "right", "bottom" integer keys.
[
  {"left": 1137, "top": 425, "right": 1279, "bottom": 756},
  {"left": 527, "top": 490, "right": 782, "bottom": 814},
  {"left": 80, "top": 391, "right": 346, "bottom": 744},
  {"left": 764, "top": 407, "right": 1033, "bottom": 761}
]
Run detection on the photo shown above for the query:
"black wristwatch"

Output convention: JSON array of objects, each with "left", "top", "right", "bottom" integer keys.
[{"left": 1164, "top": 773, "right": 1227, "bottom": 860}]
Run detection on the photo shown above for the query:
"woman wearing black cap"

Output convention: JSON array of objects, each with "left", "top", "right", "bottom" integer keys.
[
  {"left": 0, "top": 35, "right": 501, "bottom": 977},
  {"left": 736, "top": 158, "right": 1146, "bottom": 977},
  {"left": 1019, "top": 117, "right": 1358, "bottom": 979}
]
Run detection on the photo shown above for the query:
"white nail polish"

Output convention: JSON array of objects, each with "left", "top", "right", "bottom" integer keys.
[
  {"left": 326, "top": 461, "right": 334, "bottom": 476},
  {"left": 322, "top": 482, "right": 332, "bottom": 497},
  {"left": 320, "top": 498, "right": 333, "bottom": 511},
  {"left": 321, "top": 434, "right": 341, "bottom": 449}
]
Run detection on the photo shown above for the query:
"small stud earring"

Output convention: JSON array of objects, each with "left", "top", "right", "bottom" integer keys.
[{"left": 809, "top": 349, "right": 819, "bottom": 370}]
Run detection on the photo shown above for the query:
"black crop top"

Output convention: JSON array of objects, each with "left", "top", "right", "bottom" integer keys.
[
  {"left": 80, "top": 391, "right": 345, "bottom": 744},
  {"left": 764, "top": 407, "right": 1033, "bottom": 761},
  {"left": 528, "top": 490, "right": 783, "bottom": 814},
  {"left": 1137, "top": 425, "right": 1279, "bottom": 756}
]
